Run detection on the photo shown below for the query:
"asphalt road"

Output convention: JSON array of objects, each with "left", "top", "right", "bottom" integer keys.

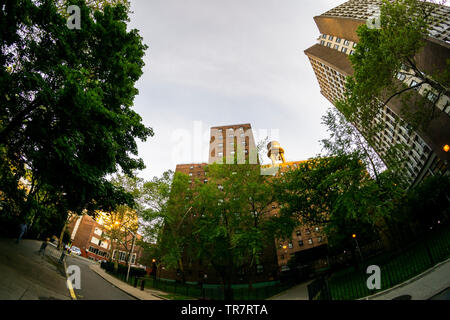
[{"left": 65, "top": 255, "right": 135, "bottom": 300}]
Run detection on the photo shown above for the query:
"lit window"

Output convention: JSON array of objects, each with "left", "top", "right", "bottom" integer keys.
[
  {"left": 326, "top": 42, "right": 331, "bottom": 47},
  {"left": 218, "top": 152, "right": 223, "bottom": 157},
  {"left": 334, "top": 44, "right": 339, "bottom": 50},
  {"left": 328, "top": 35, "right": 333, "bottom": 40},
  {"left": 336, "top": 37, "right": 341, "bottom": 43},
  {"left": 322, "top": 34, "right": 327, "bottom": 39},
  {"left": 296, "top": 230, "right": 301, "bottom": 237},
  {"left": 308, "top": 238, "right": 313, "bottom": 245},
  {"left": 350, "top": 50, "right": 354, "bottom": 55},
  {"left": 344, "top": 40, "right": 350, "bottom": 46},
  {"left": 341, "top": 47, "right": 347, "bottom": 54},
  {"left": 288, "top": 243, "right": 293, "bottom": 249}
]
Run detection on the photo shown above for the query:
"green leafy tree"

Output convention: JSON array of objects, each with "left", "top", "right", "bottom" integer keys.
[
  {"left": 141, "top": 170, "right": 194, "bottom": 284},
  {"left": 275, "top": 154, "right": 404, "bottom": 253},
  {"left": 0, "top": 0, "right": 152, "bottom": 227},
  {"left": 343, "top": 0, "right": 449, "bottom": 132},
  {"left": 192, "top": 163, "right": 296, "bottom": 299}
]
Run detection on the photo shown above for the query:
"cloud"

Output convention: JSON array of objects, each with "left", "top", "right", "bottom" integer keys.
[{"left": 128, "top": 0, "right": 346, "bottom": 180}]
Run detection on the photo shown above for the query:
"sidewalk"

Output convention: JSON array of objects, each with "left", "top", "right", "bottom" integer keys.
[
  {"left": 89, "top": 264, "right": 167, "bottom": 300},
  {"left": 0, "top": 238, "right": 71, "bottom": 300},
  {"left": 268, "top": 280, "right": 312, "bottom": 300},
  {"left": 362, "top": 257, "right": 450, "bottom": 300}
]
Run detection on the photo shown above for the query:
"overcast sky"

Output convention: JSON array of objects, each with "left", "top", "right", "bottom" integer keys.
[{"left": 127, "top": 0, "right": 346, "bottom": 181}]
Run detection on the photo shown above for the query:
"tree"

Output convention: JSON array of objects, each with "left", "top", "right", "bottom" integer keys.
[
  {"left": 140, "top": 170, "right": 195, "bottom": 284},
  {"left": 191, "top": 163, "right": 296, "bottom": 299},
  {"left": 0, "top": 0, "right": 152, "bottom": 226},
  {"left": 275, "top": 154, "right": 404, "bottom": 253},
  {"left": 343, "top": 0, "right": 449, "bottom": 132},
  {"left": 100, "top": 206, "right": 139, "bottom": 271}
]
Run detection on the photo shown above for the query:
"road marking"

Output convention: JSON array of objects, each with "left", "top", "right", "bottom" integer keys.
[{"left": 64, "top": 260, "right": 77, "bottom": 300}]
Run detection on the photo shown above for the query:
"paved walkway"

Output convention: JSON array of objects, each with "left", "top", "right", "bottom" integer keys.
[
  {"left": 0, "top": 238, "right": 71, "bottom": 300},
  {"left": 362, "top": 257, "right": 450, "bottom": 300},
  {"left": 89, "top": 264, "right": 167, "bottom": 300},
  {"left": 268, "top": 280, "right": 312, "bottom": 300}
]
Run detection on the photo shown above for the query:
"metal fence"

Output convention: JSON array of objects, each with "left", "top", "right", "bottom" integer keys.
[
  {"left": 134, "top": 277, "right": 292, "bottom": 300},
  {"left": 308, "top": 224, "right": 450, "bottom": 300}
]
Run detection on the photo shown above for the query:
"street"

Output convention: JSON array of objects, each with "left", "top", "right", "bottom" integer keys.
[
  {"left": 0, "top": 238, "right": 135, "bottom": 300},
  {"left": 65, "top": 254, "right": 135, "bottom": 300}
]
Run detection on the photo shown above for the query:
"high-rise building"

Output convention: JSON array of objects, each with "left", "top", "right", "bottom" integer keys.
[
  {"left": 209, "top": 123, "right": 258, "bottom": 164},
  {"left": 305, "top": 0, "right": 450, "bottom": 186}
]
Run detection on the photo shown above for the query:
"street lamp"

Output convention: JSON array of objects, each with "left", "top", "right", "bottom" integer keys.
[
  {"left": 444, "top": 144, "right": 449, "bottom": 152},
  {"left": 352, "top": 234, "right": 363, "bottom": 261}
]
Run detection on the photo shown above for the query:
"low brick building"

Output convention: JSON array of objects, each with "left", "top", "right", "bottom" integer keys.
[{"left": 67, "top": 214, "right": 145, "bottom": 268}]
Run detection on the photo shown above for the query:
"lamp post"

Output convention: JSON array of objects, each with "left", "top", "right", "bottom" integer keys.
[{"left": 352, "top": 234, "right": 363, "bottom": 261}]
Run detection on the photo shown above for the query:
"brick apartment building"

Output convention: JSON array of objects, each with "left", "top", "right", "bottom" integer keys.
[
  {"left": 158, "top": 124, "right": 328, "bottom": 283},
  {"left": 67, "top": 214, "right": 145, "bottom": 268}
]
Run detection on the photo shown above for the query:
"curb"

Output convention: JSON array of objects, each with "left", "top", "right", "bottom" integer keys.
[
  {"left": 89, "top": 265, "right": 167, "bottom": 300},
  {"left": 359, "top": 257, "right": 450, "bottom": 300}
]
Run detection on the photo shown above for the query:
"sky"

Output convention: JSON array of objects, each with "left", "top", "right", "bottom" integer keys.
[{"left": 127, "top": 0, "right": 346, "bottom": 181}]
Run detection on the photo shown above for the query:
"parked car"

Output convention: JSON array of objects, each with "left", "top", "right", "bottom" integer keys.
[{"left": 70, "top": 246, "right": 82, "bottom": 256}]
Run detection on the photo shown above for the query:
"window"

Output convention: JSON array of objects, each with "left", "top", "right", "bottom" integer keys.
[
  {"left": 296, "top": 230, "right": 301, "bottom": 237},
  {"left": 190, "top": 166, "right": 194, "bottom": 169},
  {"left": 91, "top": 237, "right": 100, "bottom": 245},
  {"left": 334, "top": 44, "right": 339, "bottom": 50},
  {"left": 218, "top": 152, "right": 223, "bottom": 157},
  {"left": 315, "top": 227, "right": 320, "bottom": 232},
  {"left": 353, "top": 43, "right": 357, "bottom": 48},
  {"left": 230, "top": 151, "right": 235, "bottom": 155},
  {"left": 308, "top": 238, "right": 313, "bottom": 245},
  {"left": 350, "top": 50, "right": 354, "bottom": 55},
  {"left": 305, "top": 229, "right": 311, "bottom": 235},
  {"left": 336, "top": 37, "right": 341, "bottom": 43},
  {"left": 341, "top": 47, "right": 347, "bottom": 54},
  {"left": 288, "top": 242, "right": 293, "bottom": 249},
  {"left": 189, "top": 173, "right": 192, "bottom": 176},
  {"left": 203, "top": 179, "right": 208, "bottom": 184},
  {"left": 218, "top": 184, "right": 223, "bottom": 190},
  {"left": 94, "top": 227, "right": 102, "bottom": 236},
  {"left": 427, "top": 91, "right": 437, "bottom": 103},
  {"left": 322, "top": 34, "right": 327, "bottom": 39},
  {"left": 240, "top": 133, "right": 245, "bottom": 137},
  {"left": 218, "top": 135, "right": 223, "bottom": 140},
  {"left": 320, "top": 40, "right": 325, "bottom": 45},
  {"left": 326, "top": 42, "right": 331, "bottom": 48},
  {"left": 410, "top": 80, "right": 419, "bottom": 89},
  {"left": 328, "top": 35, "right": 333, "bottom": 40},
  {"left": 298, "top": 240, "right": 304, "bottom": 246},
  {"left": 318, "top": 236, "right": 323, "bottom": 243},
  {"left": 218, "top": 143, "right": 223, "bottom": 148},
  {"left": 228, "top": 134, "right": 234, "bottom": 138},
  {"left": 397, "top": 73, "right": 406, "bottom": 81},
  {"left": 344, "top": 40, "right": 350, "bottom": 46}
]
